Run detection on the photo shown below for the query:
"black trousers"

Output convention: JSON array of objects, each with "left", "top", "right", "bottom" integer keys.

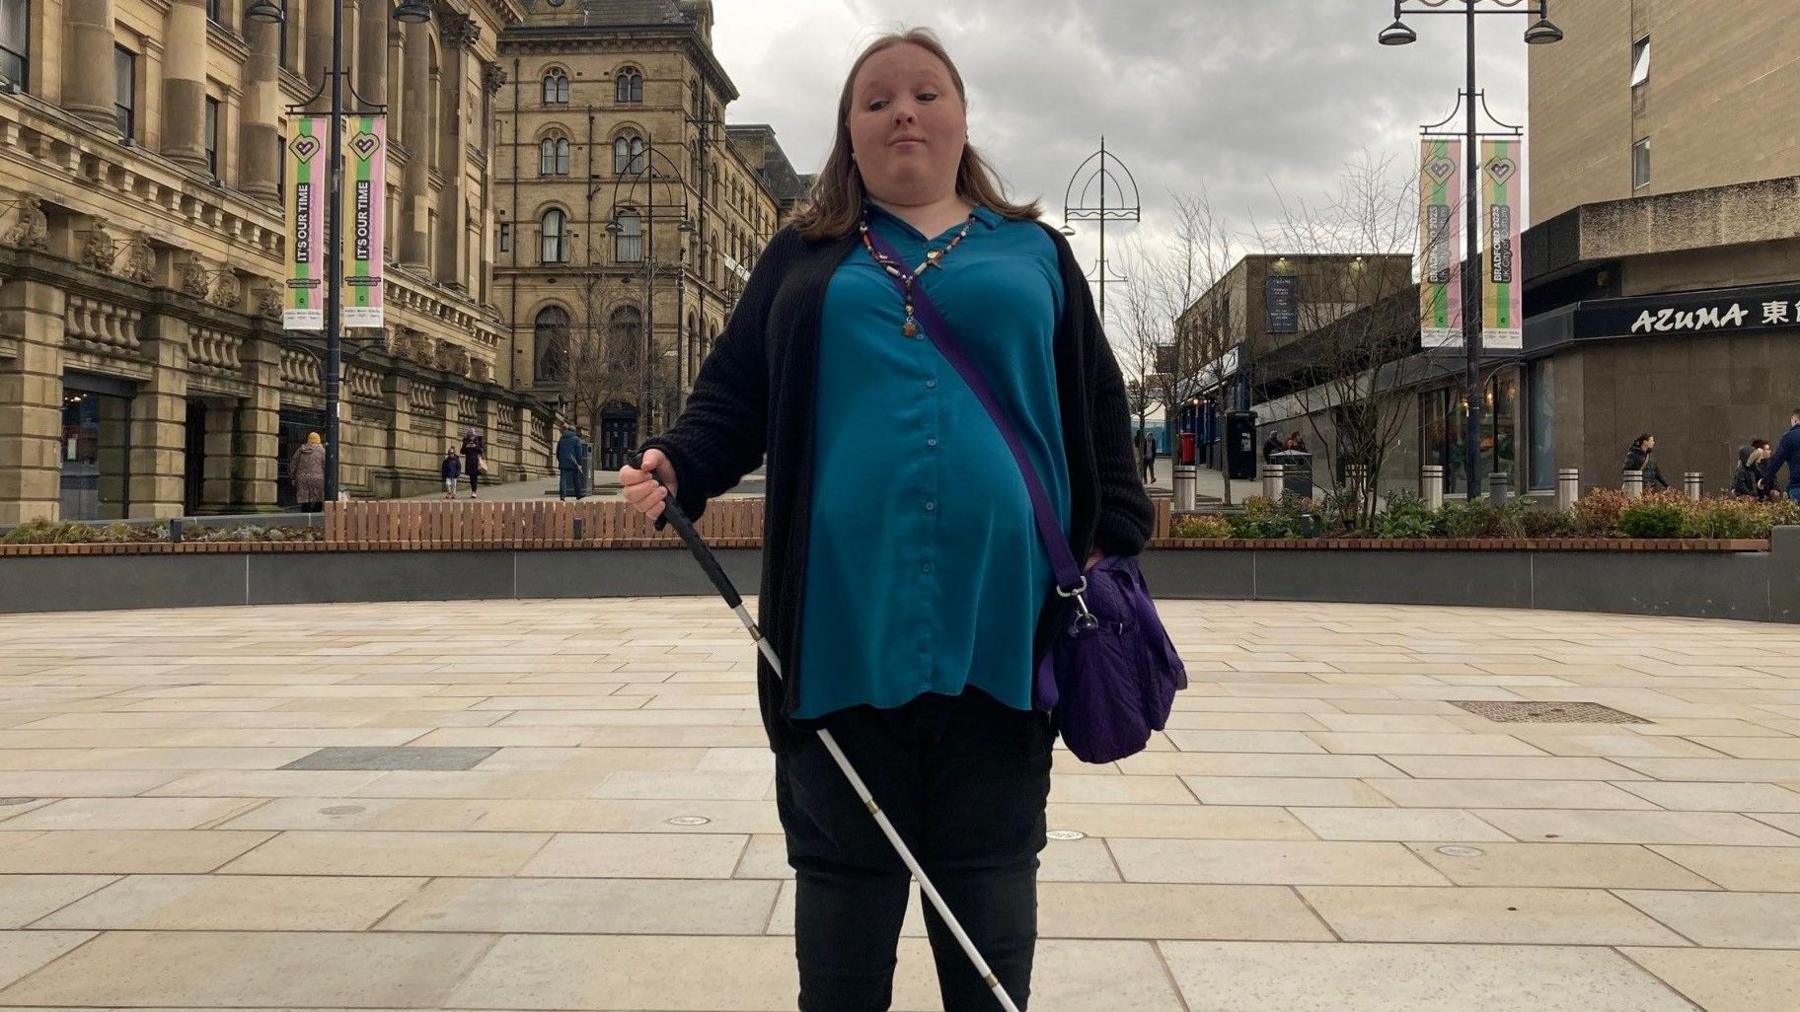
[{"left": 776, "top": 688, "right": 1054, "bottom": 1011}]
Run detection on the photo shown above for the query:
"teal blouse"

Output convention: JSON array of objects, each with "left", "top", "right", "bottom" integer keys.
[{"left": 794, "top": 203, "right": 1070, "bottom": 719}]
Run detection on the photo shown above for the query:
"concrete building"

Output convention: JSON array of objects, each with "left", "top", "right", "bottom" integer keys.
[
  {"left": 0, "top": 0, "right": 557, "bottom": 523},
  {"left": 495, "top": 0, "right": 804, "bottom": 471},
  {"left": 1517, "top": 0, "right": 1800, "bottom": 493}
]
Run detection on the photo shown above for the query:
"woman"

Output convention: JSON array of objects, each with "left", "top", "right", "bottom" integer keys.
[
  {"left": 1733, "top": 442, "right": 1770, "bottom": 499},
  {"left": 1624, "top": 432, "right": 1670, "bottom": 490},
  {"left": 620, "top": 28, "right": 1150, "bottom": 1011},
  {"left": 460, "top": 427, "right": 486, "bottom": 498},
  {"left": 290, "top": 431, "right": 325, "bottom": 512}
]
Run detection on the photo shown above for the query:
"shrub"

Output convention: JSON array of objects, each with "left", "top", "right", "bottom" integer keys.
[
  {"left": 1521, "top": 508, "right": 1576, "bottom": 538},
  {"left": 1437, "top": 496, "right": 1528, "bottom": 538},
  {"left": 1170, "top": 514, "right": 1233, "bottom": 540},
  {"left": 1616, "top": 491, "right": 1688, "bottom": 538},
  {"left": 190, "top": 524, "right": 322, "bottom": 543},
  {"left": 1679, "top": 497, "right": 1763, "bottom": 539},
  {"left": 1228, "top": 496, "right": 1318, "bottom": 539},
  {"left": 1572, "top": 488, "right": 1629, "bottom": 537},
  {"left": 1374, "top": 489, "right": 1441, "bottom": 539}
]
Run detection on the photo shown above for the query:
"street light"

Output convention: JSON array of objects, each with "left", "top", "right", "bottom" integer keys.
[
  {"left": 1062, "top": 137, "right": 1139, "bottom": 322},
  {"left": 1379, "top": 0, "right": 1560, "bottom": 499},
  {"left": 247, "top": 0, "right": 429, "bottom": 502}
]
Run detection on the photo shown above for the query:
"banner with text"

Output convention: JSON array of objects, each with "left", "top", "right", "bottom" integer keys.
[
  {"left": 1481, "top": 138, "right": 1523, "bottom": 350},
  {"left": 284, "top": 116, "right": 327, "bottom": 331},
  {"left": 1418, "top": 138, "right": 1462, "bottom": 348},
  {"left": 341, "top": 114, "right": 386, "bottom": 329}
]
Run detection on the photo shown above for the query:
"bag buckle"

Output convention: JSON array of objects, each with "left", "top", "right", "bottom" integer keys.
[{"left": 1056, "top": 576, "right": 1100, "bottom": 634}]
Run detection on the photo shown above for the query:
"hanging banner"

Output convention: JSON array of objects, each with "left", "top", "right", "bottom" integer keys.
[
  {"left": 341, "top": 114, "right": 386, "bottom": 329},
  {"left": 284, "top": 116, "right": 327, "bottom": 331},
  {"left": 1418, "top": 138, "right": 1462, "bottom": 348},
  {"left": 1481, "top": 138, "right": 1523, "bottom": 350}
]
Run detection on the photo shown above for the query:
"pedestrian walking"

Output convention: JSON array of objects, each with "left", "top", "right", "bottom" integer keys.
[
  {"left": 1262, "top": 431, "right": 1283, "bottom": 463},
  {"left": 460, "top": 427, "right": 486, "bottom": 499},
  {"left": 1138, "top": 428, "right": 1157, "bottom": 483},
  {"left": 1761, "top": 408, "right": 1800, "bottom": 503},
  {"left": 1624, "top": 433, "right": 1670, "bottom": 490},
  {"left": 290, "top": 432, "right": 325, "bottom": 512},
  {"left": 618, "top": 27, "right": 1152, "bottom": 1011},
  {"left": 556, "top": 425, "right": 585, "bottom": 500},
  {"left": 440, "top": 446, "right": 462, "bottom": 500}
]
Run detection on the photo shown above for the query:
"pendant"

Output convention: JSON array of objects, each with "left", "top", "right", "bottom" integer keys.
[
  {"left": 902, "top": 317, "right": 919, "bottom": 338},
  {"left": 922, "top": 248, "right": 944, "bottom": 271}
]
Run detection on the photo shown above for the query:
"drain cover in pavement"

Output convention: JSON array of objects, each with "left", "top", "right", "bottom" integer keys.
[
  {"left": 281, "top": 746, "right": 499, "bottom": 771},
  {"left": 1449, "top": 701, "right": 1649, "bottom": 724}
]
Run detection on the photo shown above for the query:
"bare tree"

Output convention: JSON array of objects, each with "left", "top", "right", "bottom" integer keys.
[
  {"left": 1253, "top": 149, "right": 1461, "bottom": 526},
  {"left": 1112, "top": 233, "right": 1167, "bottom": 440},
  {"left": 558, "top": 274, "right": 641, "bottom": 456},
  {"left": 1151, "top": 188, "right": 1239, "bottom": 416}
]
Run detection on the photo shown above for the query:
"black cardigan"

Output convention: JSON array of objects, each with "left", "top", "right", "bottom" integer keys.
[{"left": 640, "top": 221, "right": 1154, "bottom": 752}]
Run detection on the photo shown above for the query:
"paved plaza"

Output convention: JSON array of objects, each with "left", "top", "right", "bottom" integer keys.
[{"left": 0, "top": 598, "right": 1797, "bottom": 1010}]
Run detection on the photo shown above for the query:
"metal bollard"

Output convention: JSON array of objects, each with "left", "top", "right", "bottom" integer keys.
[
  {"left": 1487, "top": 472, "right": 1511, "bottom": 504},
  {"left": 1623, "top": 469, "right": 1644, "bottom": 499},
  {"left": 1421, "top": 464, "right": 1444, "bottom": 511},
  {"left": 1684, "top": 471, "right": 1703, "bottom": 501},
  {"left": 1173, "top": 464, "right": 1197, "bottom": 511},
  {"left": 1556, "top": 468, "right": 1580, "bottom": 511},
  {"left": 573, "top": 516, "right": 585, "bottom": 541},
  {"left": 1262, "top": 464, "right": 1284, "bottom": 501},
  {"left": 167, "top": 518, "right": 183, "bottom": 544}
]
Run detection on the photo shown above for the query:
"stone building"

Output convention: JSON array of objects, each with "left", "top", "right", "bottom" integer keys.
[
  {"left": 0, "top": 0, "right": 556, "bottom": 524},
  {"left": 1517, "top": 0, "right": 1800, "bottom": 493},
  {"left": 494, "top": 0, "right": 805, "bottom": 472}
]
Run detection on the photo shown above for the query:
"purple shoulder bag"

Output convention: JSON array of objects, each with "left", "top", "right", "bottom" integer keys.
[{"left": 864, "top": 228, "right": 1187, "bottom": 764}]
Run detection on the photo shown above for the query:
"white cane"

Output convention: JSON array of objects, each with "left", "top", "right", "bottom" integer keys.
[{"left": 632, "top": 458, "right": 1022, "bottom": 1012}]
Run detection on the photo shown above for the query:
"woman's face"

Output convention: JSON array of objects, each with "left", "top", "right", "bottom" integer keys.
[{"left": 846, "top": 42, "right": 966, "bottom": 205}]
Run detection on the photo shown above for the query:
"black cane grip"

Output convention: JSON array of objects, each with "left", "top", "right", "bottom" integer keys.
[{"left": 629, "top": 452, "right": 744, "bottom": 610}]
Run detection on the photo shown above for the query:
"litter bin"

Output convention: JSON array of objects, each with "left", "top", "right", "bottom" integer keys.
[{"left": 1270, "top": 449, "right": 1313, "bottom": 499}]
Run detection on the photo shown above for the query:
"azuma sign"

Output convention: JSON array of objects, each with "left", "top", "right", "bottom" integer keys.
[{"left": 1574, "top": 283, "right": 1800, "bottom": 340}]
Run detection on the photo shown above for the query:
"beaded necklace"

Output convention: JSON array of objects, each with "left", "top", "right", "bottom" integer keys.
[{"left": 857, "top": 207, "right": 978, "bottom": 338}]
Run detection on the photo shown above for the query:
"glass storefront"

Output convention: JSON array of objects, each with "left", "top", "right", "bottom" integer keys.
[
  {"left": 1419, "top": 366, "right": 1522, "bottom": 495},
  {"left": 60, "top": 381, "right": 134, "bottom": 520},
  {"left": 1527, "top": 359, "right": 1555, "bottom": 490}
]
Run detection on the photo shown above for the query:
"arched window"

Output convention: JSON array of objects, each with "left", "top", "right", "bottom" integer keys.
[
  {"left": 609, "top": 306, "right": 643, "bottom": 369},
  {"left": 541, "top": 69, "right": 569, "bottom": 105},
  {"left": 614, "top": 210, "right": 642, "bottom": 263},
  {"left": 612, "top": 134, "right": 646, "bottom": 175},
  {"left": 615, "top": 68, "right": 643, "bottom": 104},
  {"left": 538, "top": 136, "right": 570, "bottom": 176},
  {"left": 539, "top": 209, "right": 565, "bottom": 264},
  {"left": 534, "top": 306, "right": 570, "bottom": 382}
]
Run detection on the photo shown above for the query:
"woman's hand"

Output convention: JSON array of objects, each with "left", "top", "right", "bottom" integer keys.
[
  {"left": 621, "top": 449, "right": 679, "bottom": 521},
  {"left": 1084, "top": 548, "right": 1103, "bottom": 573}
]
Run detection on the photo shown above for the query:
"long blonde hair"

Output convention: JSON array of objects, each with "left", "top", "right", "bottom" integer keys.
[{"left": 793, "top": 28, "right": 1042, "bottom": 241}]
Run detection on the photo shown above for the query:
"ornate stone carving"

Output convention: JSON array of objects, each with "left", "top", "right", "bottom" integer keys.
[
  {"left": 179, "top": 258, "right": 210, "bottom": 298},
  {"left": 438, "top": 12, "right": 480, "bottom": 48},
  {"left": 469, "top": 358, "right": 493, "bottom": 383},
  {"left": 435, "top": 339, "right": 470, "bottom": 376},
  {"left": 209, "top": 269, "right": 241, "bottom": 309},
  {"left": 79, "top": 216, "right": 115, "bottom": 270},
  {"left": 116, "top": 232, "right": 156, "bottom": 284},
  {"left": 482, "top": 63, "right": 508, "bottom": 95},
  {"left": 256, "top": 282, "right": 283, "bottom": 319},
  {"left": 3, "top": 194, "right": 50, "bottom": 252}
]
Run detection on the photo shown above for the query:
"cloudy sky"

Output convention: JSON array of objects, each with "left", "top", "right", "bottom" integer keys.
[{"left": 711, "top": 0, "right": 1533, "bottom": 276}]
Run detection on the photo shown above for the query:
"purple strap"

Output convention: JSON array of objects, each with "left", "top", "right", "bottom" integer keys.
[{"left": 863, "top": 227, "right": 1085, "bottom": 594}]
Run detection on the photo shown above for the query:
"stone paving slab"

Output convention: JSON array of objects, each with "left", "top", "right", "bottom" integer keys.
[{"left": 0, "top": 598, "right": 1799, "bottom": 1009}]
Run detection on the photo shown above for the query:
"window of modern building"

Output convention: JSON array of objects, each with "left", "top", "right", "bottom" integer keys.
[
  {"left": 1633, "top": 137, "right": 1651, "bottom": 189},
  {"left": 539, "top": 135, "right": 570, "bottom": 176},
  {"left": 497, "top": 221, "right": 510, "bottom": 253},
  {"left": 1630, "top": 36, "right": 1650, "bottom": 88},
  {"left": 541, "top": 69, "right": 568, "bottom": 105},
  {"left": 204, "top": 96, "right": 220, "bottom": 178},
  {"left": 540, "top": 208, "right": 565, "bottom": 263},
  {"left": 613, "top": 135, "right": 645, "bottom": 175},
  {"left": 614, "top": 210, "right": 642, "bottom": 263},
  {"left": 615, "top": 68, "right": 642, "bottom": 104},
  {"left": 1527, "top": 358, "right": 1555, "bottom": 490},
  {"left": 534, "top": 305, "right": 569, "bottom": 382},
  {"left": 114, "top": 46, "right": 135, "bottom": 141},
  {"left": 0, "top": 0, "right": 27, "bottom": 90}
]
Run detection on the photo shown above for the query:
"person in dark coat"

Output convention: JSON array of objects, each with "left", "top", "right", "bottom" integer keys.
[
  {"left": 555, "top": 426, "right": 585, "bottom": 500},
  {"left": 1762, "top": 408, "right": 1800, "bottom": 502},
  {"left": 1262, "top": 432, "right": 1283, "bottom": 463},
  {"left": 290, "top": 432, "right": 325, "bottom": 512},
  {"left": 440, "top": 446, "right": 462, "bottom": 500},
  {"left": 1732, "top": 441, "right": 1770, "bottom": 499},
  {"left": 619, "top": 28, "right": 1152, "bottom": 1012},
  {"left": 1624, "top": 433, "right": 1670, "bottom": 490},
  {"left": 460, "top": 427, "right": 486, "bottom": 498},
  {"left": 1137, "top": 428, "right": 1157, "bottom": 483}
]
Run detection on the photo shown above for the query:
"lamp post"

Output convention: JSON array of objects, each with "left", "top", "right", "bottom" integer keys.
[
  {"left": 596, "top": 139, "right": 692, "bottom": 443},
  {"left": 1062, "top": 137, "right": 1139, "bottom": 323},
  {"left": 247, "top": 0, "right": 431, "bottom": 502},
  {"left": 1381, "top": 0, "right": 1559, "bottom": 499}
]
